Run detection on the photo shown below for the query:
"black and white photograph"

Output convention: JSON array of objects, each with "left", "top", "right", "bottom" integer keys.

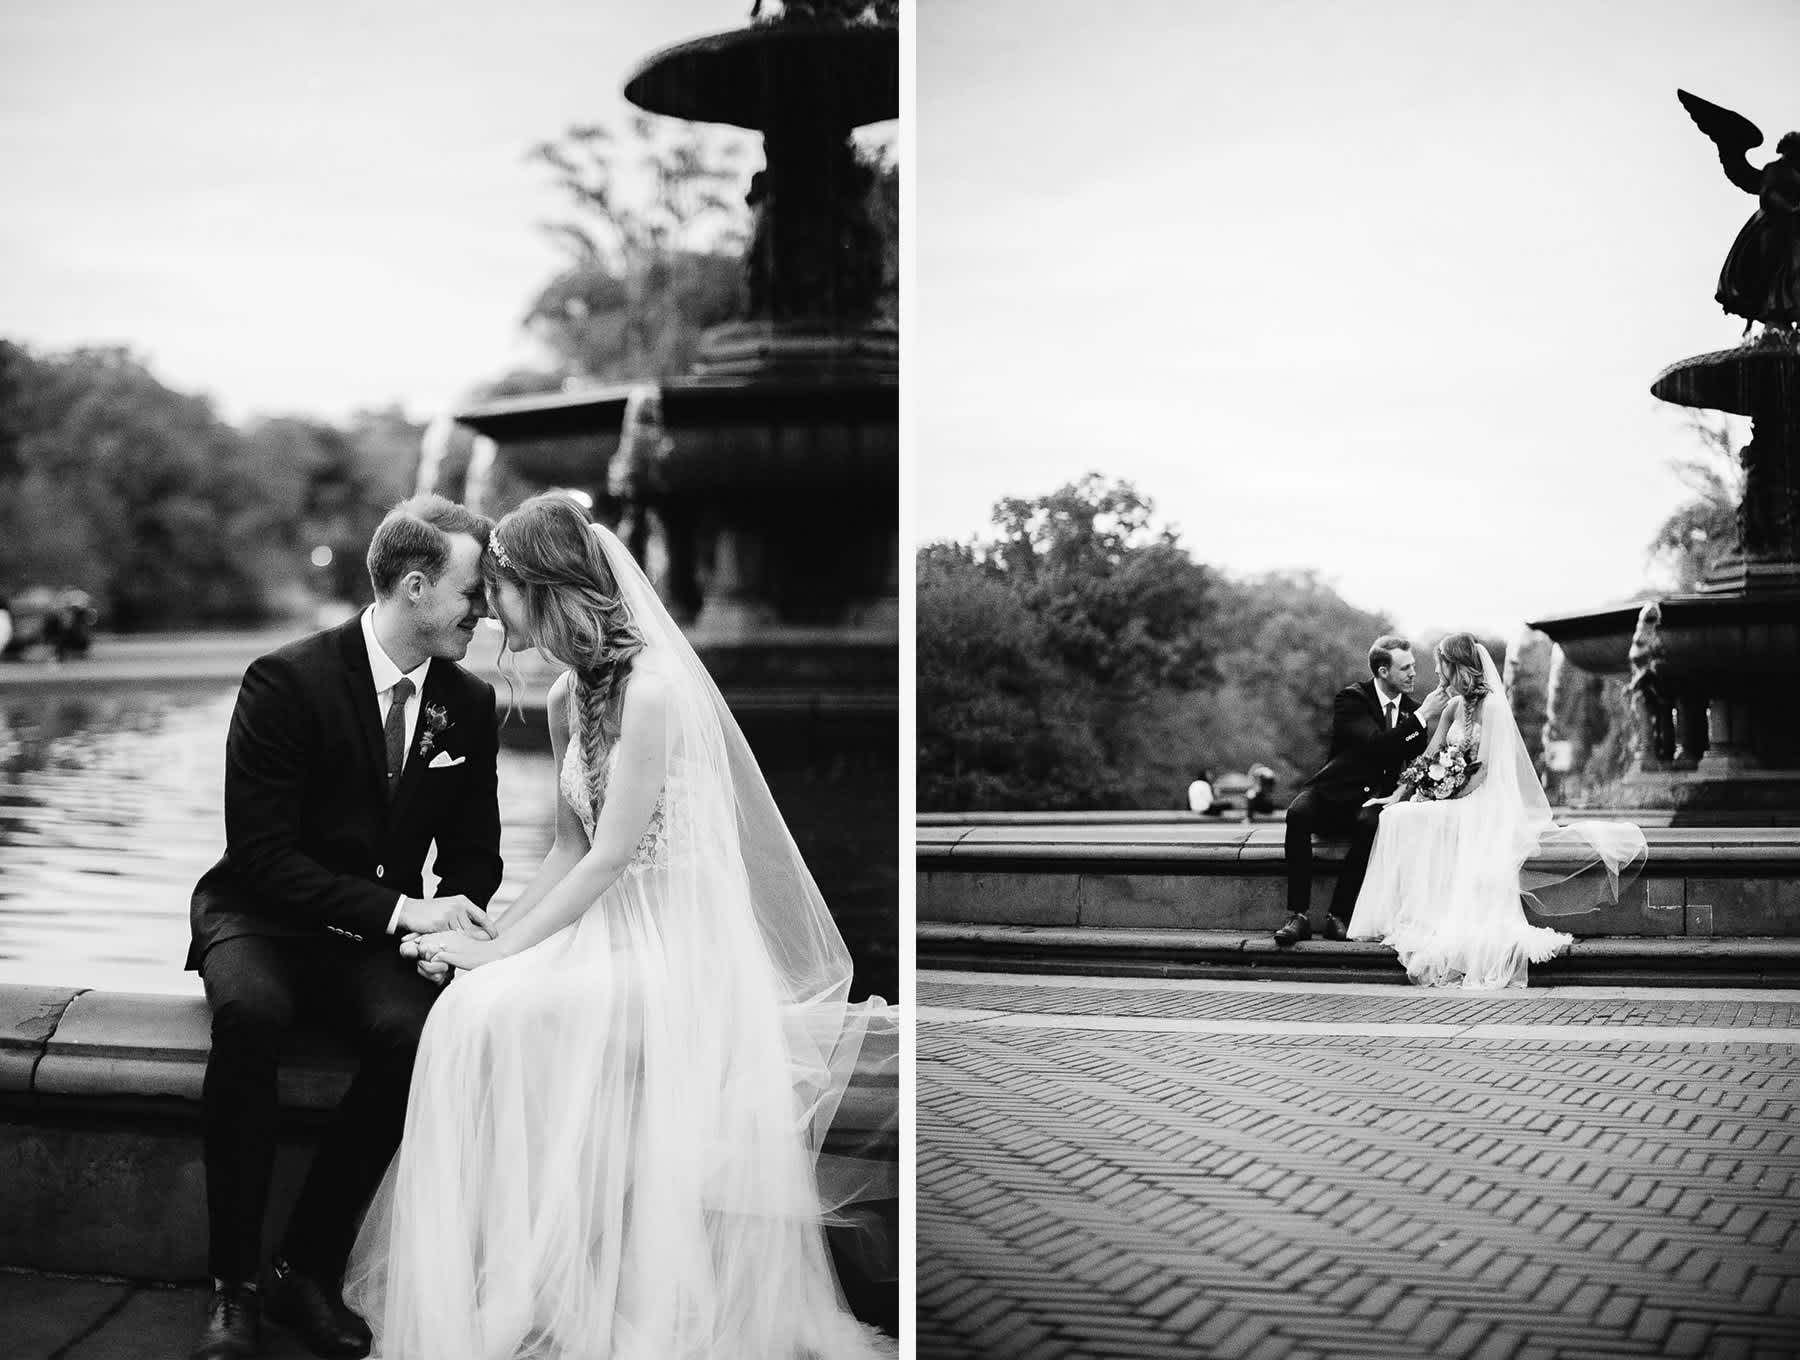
[
  {"left": 916, "top": 1, "right": 1800, "bottom": 1356},
  {"left": 0, "top": 2, "right": 898, "bottom": 1357}
]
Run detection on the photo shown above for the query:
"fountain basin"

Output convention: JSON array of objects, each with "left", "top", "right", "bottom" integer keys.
[
  {"left": 1651, "top": 338, "right": 1800, "bottom": 416},
  {"left": 623, "top": 24, "right": 897, "bottom": 131},
  {"left": 1530, "top": 592, "right": 1800, "bottom": 682}
]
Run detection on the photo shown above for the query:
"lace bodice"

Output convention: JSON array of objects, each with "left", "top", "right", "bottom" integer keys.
[{"left": 559, "top": 691, "right": 669, "bottom": 870}]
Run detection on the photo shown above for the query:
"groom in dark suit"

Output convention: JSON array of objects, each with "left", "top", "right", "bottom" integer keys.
[
  {"left": 186, "top": 494, "right": 503, "bottom": 1360},
  {"left": 1276, "top": 635, "right": 1445, "bottom": 945}
]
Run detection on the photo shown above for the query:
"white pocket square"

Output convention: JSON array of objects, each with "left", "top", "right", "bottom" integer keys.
[{"left": 428, "top": 752, "right": 465, "bottom": 769}]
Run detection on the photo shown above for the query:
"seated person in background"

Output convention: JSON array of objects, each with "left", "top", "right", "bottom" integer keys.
[
  {"left": 1187, "top": 769, "right": 1222, "bottom": 816},
  {"left": 1245, "top": 764, "right": 1276, "bottom": 819}
]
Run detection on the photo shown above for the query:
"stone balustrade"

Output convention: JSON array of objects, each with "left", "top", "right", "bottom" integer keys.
[
  {"left": 919, "top": 820, "right": 1800, "bottom": 936},
  {"left": 918, "top": 817, "right": 1800, "bottom": 985}
]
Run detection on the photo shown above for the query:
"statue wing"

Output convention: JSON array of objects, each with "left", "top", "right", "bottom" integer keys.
[{"left": 1678, "top": 89, "right": 1766, "bottom": 195}]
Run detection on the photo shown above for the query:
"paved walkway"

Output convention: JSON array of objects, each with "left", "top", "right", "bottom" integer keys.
[{"left": 917, "top": 972, "right": 1800, "bottom": 1359}]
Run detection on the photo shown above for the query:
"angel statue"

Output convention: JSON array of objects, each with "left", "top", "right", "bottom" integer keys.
[{"left": 1679, "top": 90, "right": 1800, "bottom": 335}]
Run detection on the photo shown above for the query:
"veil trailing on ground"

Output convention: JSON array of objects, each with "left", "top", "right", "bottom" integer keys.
[
  {"left": 1471, "top": 643, "right": 1647, "bottom": 916},
  {"left": 587, "top": 523, "right": 898, "bottom": 1213}
]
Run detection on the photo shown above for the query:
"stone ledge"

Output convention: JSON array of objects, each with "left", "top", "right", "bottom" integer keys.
[
  {"left": 0, "top": 986, "right": 82, "bottom": 1095},
  {"left": 917, "top": 824, "right": 1800, "bottom": 872},
  {"left": 3, "top": 987, "right": 898, "bottom": 1140},
  {"left": 918, "top": 821, "right": 1800, "bottom": 939},
  {"left": 0, "top": 984, "right": 900, "bottom": 1284},
  {"left": 918, "top": 924, "right": 1800, "bottom": 987}
]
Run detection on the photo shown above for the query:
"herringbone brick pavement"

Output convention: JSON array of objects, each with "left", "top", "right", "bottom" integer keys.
[{"left": 917, "top": 976, "right": 1800, "bottom": 1359}]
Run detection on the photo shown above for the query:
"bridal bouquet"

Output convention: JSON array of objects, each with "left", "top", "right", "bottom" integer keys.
[{"left": 1399, "top": 743, "right": 1481, "bottom": 801}]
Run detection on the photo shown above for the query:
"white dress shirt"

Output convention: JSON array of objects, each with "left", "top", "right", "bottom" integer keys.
[
  {"left": 362, "top": 607, "right": 432, "bottom": 934},
  {"left": 1376, "top": 686, "right": 1406, "bottom": 730}
]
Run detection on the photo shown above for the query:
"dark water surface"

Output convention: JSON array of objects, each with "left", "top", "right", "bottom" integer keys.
[
  {"left": 0, "top": 686, "right": 557, "bottom": 995},
  {"left": 0, "top": 680, "right": 896, "bottom": 1002}
]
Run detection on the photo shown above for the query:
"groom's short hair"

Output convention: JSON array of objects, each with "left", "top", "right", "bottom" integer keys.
[
  {"left": 367, "top": 494, "right": 494, "bottom": 598},
  {"left": 1368, "top": 634, "right": 1411, "bottom": 676}
]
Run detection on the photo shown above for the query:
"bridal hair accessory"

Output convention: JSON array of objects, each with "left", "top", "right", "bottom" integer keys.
[{"left": 488, "top": 536, "right": 515, "bottom": 573}]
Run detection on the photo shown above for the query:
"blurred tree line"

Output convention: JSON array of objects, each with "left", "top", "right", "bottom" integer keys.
[
  {"left": 918, "top": 474, "right": 1409, "bottom": 810},
  {"left": 0, "top": 342, "right": 413, "bottom": 629},
  {"left": 918, "top": 463, "right": 1730, "bottom": 813}
]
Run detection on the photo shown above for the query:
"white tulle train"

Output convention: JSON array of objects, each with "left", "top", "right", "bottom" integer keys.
[
  {"left": 343, "top": 856, "right": 891, "bottom": 1359},
  {"left": 1348, "top": 797, "right": 1574, "bottom": 989}
]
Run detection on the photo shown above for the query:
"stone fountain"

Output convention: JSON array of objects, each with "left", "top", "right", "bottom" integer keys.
[
  {"left": 442, "top": 1, "right": 899, "bottom": 998},
  {"left": 1529, "top": 92, "right": 1800, "bottom": 819}
]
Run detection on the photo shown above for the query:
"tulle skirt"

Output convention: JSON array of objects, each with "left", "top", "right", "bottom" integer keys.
[
  {"left": 1348, "top": 797, "right": 1572, "bottom": 990},
  {"left": 342, "top": 862, "right": 893, "bottom": 1360}
]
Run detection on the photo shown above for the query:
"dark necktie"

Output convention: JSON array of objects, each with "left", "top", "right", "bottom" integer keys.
[
  {"left": 1388, "top": 701, "right": 1399, "bottom": 729},
  {"left": 384, "top": 676, "right": 415, "bottom": 797}
]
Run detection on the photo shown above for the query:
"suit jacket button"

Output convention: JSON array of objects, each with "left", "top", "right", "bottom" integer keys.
[{"left": 376, "top": 865, "right": 385, "bottom": 879}]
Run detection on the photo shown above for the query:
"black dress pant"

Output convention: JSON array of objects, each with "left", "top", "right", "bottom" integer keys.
[
  {"left": 199, "top": 934, "right": 438, "bottom": 1284},
  {"left": 1284, "top": 790, "right": 1384, "bottom": 922}
]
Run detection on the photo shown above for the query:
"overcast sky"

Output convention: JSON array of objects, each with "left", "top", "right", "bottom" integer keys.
[
  {"left": 917, "top": 0, "right": 1799, "bottom": 638},
  {"left": 1, "top": 0, "right": 766, "bottom": 425}
]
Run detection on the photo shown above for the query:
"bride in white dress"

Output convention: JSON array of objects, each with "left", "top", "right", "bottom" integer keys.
[
  {"left": 342, "top": 493, "right": 895, "bottom": 1359},
  {"left": 1348, "top": 633, "right": 1646, "bottom": 990}
]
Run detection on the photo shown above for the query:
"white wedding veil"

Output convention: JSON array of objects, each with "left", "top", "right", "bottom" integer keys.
[
  {"left": 587, "top": 522, "right": 898, "bottom": 1212},
  {"left": 1470, "top": 643, "right": 1647, "bottom": 916}
]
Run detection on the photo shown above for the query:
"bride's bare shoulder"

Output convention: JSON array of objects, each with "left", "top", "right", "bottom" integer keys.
[
  {"left": 620, "top": 654, "right": 676, "bottom": 717},
  {"left": 547, "top": 670, "right": 574, "bottom": 717}
]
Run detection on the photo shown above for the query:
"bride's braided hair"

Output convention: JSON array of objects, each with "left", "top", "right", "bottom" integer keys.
[
  {"left": 483, "top": 494, "right": 645, "bottom": 817},
  {"left": 1436, "top": 631, "right": 1488, "bottom": 730}
]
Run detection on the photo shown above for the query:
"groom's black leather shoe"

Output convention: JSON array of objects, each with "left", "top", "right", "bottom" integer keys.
[
  {"left": 266, "top": 1258, "right": 372, "bottom": 1358},
  {"left": 1320, "top": 915, "right": 1350, "bottom": 942},
  {"left": 1273, "top": 912, "right": 1312, "bottom": 946},
  {"left": 189, "top": 1280, "right": 260, "bottom": 1360}
]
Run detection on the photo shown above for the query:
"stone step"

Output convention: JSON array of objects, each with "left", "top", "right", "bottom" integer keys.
[{"left": 918, "top": 923, "right": 1800, "bottom": 988}]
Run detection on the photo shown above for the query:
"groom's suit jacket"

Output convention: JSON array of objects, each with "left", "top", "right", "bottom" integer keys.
[
  {"left": 1300, "top": 680, "right": 1428, "bottom": 810},
  {"left": 187, "top": 614, "right": 503, "bottom": 970}
]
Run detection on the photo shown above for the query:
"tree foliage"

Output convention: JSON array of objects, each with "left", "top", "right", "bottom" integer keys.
[
  {"left": 0, "top": 343, "right": 421, "bottom": 629},
  {"left": 523, "top": 117, "right": 754, "bottom": 382},
  {"left": 521, "top": 116, "right": 899, "bottom": 383},
  {"left": 917, "top": 476, "right": 1581, "bottom": 812},
  {"left": 1648, "top": 414, "right": 1744, "bottom": 591},
  {"left": 920, "top": 476, "right": 1230, "bottom": 810}
]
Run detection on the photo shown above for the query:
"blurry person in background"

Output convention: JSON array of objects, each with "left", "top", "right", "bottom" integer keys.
[
  {"left": 1246, "top": 764, "right": 1277, "bottom": 820},
  {"left": 1187, "top": 768, "right": 1217, "bottom": 815},
  {"left": 52, "top": 588, "right": 96, "bottom": 660}
]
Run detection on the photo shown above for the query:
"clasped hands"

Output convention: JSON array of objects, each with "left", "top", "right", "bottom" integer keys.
[{"left": 395, "top": 894, "right": 507, "bottom": 983}]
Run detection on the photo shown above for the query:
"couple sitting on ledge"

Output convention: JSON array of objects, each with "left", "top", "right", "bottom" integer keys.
[
  {"left": 186, "top": 493, "right": 893, "bottom": 1360},
  {"left": 1277, "top": 633, "right": 1646, "bottom": 990}
]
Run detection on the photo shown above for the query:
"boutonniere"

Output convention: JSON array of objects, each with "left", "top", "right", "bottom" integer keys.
[{"left": 418, "top": 703, "right": 452, "bottom": 755}]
